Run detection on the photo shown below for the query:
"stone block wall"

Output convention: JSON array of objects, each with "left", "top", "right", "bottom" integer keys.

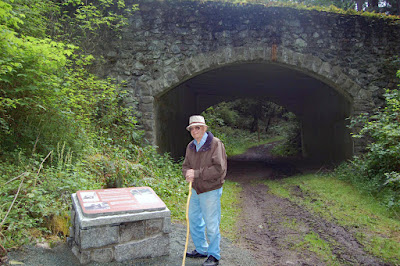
[{"left": 68, "top": 194, "right": 171, "bottom": 264}]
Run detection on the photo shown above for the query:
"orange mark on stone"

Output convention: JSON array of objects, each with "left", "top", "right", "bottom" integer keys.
[{"left": 271, "top": 44, "right": 277, "bottom": 62}]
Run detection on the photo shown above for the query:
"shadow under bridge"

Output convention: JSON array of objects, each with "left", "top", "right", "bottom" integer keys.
[{"left": 154, "top": 62, "right": 353, "bottom": 164}]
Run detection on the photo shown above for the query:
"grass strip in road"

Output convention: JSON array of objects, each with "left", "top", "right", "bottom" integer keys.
[
  {"left": 296, "top": 231, "right": 340, "bottom": 265},
  {"left": 220, "top": 180, "right": 242, "bottom": 240},
  {"left": 221, "top": 126, "right": 284, "bottom": 157},
  {"left": 264, "top": 174, "right": 400, "bottom": 265},
  {"left": 228, "top": 136, "right": 283, "bottom": 157}
]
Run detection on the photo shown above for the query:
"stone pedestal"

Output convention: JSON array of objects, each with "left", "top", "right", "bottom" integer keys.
[{"left": 68, "top": 187, "right": 170, "bottom": 264}]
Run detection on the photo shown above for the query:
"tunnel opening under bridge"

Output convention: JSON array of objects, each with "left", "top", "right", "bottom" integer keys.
[{"left": 154, "top": 62, "right": 353, "bottom": 163}]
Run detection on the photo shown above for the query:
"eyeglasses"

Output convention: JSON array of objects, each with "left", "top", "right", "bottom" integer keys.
[{"left": 189, "top": 126, "right": 201, "bottom": 131}]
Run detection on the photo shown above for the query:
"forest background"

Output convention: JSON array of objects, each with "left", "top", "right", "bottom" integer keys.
[{"left": 0, "top": 0, "right": 399, "bottom": 262}]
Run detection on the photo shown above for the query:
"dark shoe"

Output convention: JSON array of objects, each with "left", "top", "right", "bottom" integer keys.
[
  {"left": 202, "top": 255, "right": 219, "bottom": 266},
  {"left": 186, "top": 249, "right": 207, "bottom": 258}
]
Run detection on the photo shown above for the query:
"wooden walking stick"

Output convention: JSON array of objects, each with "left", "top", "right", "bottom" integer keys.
[{"left": 182, "top": 181, "right": 192, "bottom": 266}]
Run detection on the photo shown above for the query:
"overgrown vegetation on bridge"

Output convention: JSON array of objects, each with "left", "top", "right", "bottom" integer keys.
[
  {"left": 213, "top": 0, "right": 400, "bottom": 16},
  {"left": 0, "top": 0, "right": 399, "bottom": 262}
]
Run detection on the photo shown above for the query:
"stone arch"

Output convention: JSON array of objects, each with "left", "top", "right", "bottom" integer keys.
[
  {"left": 140, "top": 45, "right": 368, "bottom": 162},
  {"left": 149, "top": 45, "right": 362, "bottom": 100}
]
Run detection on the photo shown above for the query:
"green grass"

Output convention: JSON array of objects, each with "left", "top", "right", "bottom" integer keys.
[
  {"left": 167, "top": 185, "right": 187, "bottom": 223},
  {"left": 220, "top": 181, "right": 242, "bottom": 240},
  {"left": 296, "top": 231, "right": 340, "bottom": 265},
  {"left": 264, "top": 174, "right": 400, "bottom": 264}
]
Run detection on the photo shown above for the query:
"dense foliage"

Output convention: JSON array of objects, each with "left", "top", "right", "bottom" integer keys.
[
  {"left": 0, "top": 0, "right": 186, "bottom": 250},
  {"left": 336, "top": 70, "right": 400, "bottom": 214},
  {"left": 0, "top": 0, "right": 134, "bottom": 157}
]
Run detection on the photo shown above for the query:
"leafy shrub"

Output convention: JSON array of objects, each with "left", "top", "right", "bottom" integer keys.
[
  {"left": 0, "top": 0, "right": 142, "bottom": 163},
  {"left": 0, "top": 155, "right": 100, "bottom": 249},
  {"left": 55, "top": 0, "right": 138, "bottom": 51},
  {"left": 336, "top": 70, "right": 400, "bottom": 213}
]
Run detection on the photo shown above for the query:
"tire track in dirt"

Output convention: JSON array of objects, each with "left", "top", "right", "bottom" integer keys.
[{"left": 226, "top": 144, "right": 388, "bottom": 266}]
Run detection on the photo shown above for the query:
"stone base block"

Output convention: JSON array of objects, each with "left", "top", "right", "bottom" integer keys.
[
  {"left": 69, "top": 188, "right": 171, "bottom": 264},
  {"left": 115, "top": 234, "right": 169, "bottom": 262}
]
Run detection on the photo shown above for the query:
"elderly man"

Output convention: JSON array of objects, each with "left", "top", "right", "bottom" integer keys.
[{"left": 182, "top": 115, "right": 227, "bottom": 266}]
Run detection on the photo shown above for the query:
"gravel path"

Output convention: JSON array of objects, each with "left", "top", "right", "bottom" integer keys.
[{"left": 7, "top": 223, "right": 257, "bottom": 266}]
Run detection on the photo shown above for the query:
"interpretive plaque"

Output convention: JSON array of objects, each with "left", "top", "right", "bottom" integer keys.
[
  {"left": 69, "top": 186, "right": 170, "bottom": 264},
  {"left": 76, "top": 187, "right": 166, "bottom": 217}
]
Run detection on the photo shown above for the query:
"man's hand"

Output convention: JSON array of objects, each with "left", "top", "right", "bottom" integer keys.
[{"left": 185, "top": 169, "right": 194, "bottom": 182}]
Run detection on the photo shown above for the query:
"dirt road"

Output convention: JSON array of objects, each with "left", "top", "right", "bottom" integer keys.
[{"left": 227, "top": 143, "right": 387, "bottom": 266}]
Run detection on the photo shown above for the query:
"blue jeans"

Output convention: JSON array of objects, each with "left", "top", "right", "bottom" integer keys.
[{"left": 189, "top": 187, "right": 223, "bottom": 260}]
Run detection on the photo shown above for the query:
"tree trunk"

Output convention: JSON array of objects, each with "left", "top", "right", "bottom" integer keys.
[
  {"left": 355, "top": 0, "right": 364, "bottom": 11},
  {"left": 265, "top": 117, "right": 272, "bottom": 135},
  {"left": 397, "top": 0, "right": 400, "bottom": 15},
  {"left": 368, "top": 0, "right": 379, "bottom": 11},
  {"left": 251, "top": 115, "right": 258, "bottom": 133}
]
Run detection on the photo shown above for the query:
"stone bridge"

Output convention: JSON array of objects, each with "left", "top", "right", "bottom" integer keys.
[{"left": 96, "top": 0, "right": 400, "bottom": 163}]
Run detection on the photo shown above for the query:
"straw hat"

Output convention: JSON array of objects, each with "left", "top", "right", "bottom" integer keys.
[{"left": 186, "top": 115, "right": 208, "bottom": 131}]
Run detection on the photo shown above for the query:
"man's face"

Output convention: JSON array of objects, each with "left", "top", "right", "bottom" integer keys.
[{"left": 190, "top": 125, "right": 207, "bottom": 141}]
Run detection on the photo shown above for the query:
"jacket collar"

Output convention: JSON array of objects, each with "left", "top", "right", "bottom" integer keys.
[{"left": 189, "top": 131, "right": 214, "bottom": 152}]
